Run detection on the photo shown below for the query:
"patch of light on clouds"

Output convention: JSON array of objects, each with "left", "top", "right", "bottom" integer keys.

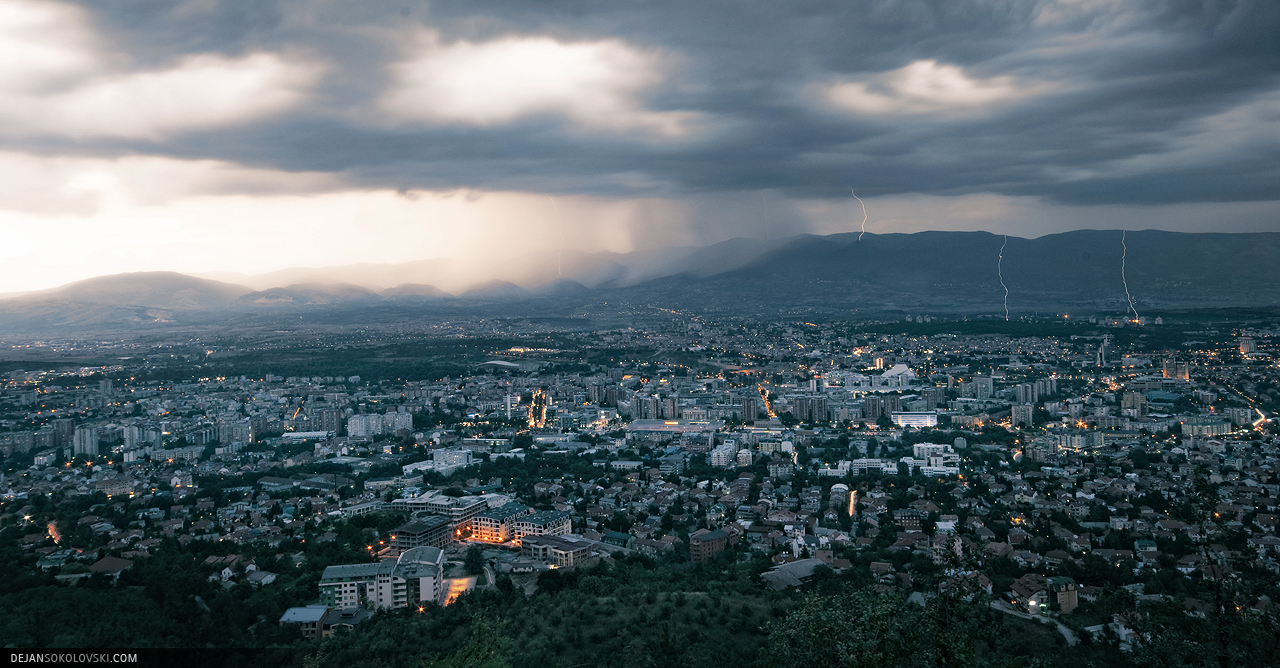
[
  {"left": 0, "top": 0, "right": 95, "bottom": 89},
  {"left": 0, "top": 151, "right": 346, "bottom": 216},
  {"left": 825, "top": 60, "right": 1047, "bottom": 116},
  {"left": 0, "top": 153, "right": 690, "bottom": 293},
  {"left": 0, "top": 0, "right": 318, "bottom": 139},
  {"left": 381, "top": 33, "right": 699, "bottom": 136}
]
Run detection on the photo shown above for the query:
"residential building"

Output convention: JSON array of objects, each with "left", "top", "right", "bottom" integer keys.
[
  {"left": 73, "top": 426, "right": 98, "bottom": 458},
  {"left": 1047, "top": 577, "right": 1079, "bottom": 614},
  {"left": 391, "top": 516, "right": 455, "bottom": 550},
  {"left": 279, "top": 606, "right": 331, "bottom": 640},
  {"left": 1011, "top": 404, "right": 1035, "bottom": 428},
  {"left": 891, "top": 412, "right": 939, "bottom": 428},
  {"left": 511, "top": 510, "right": 571, "bottom": 542},
  {"left": 318, "top": 546, "right": 446, "bottom": 610},
  {"left": 1010, "top": 573, "right": 1049, "bottom": 614},
  {"left": 392, "top": 491, "right": 488, "bottom": 528},
  {"left": 433, "top": 448, "right": 475, "bottom": 468},
  {"left": 470, "top": 503, "right": 533, "bottom": 542},
  {"left": 521, "top": 535, "right": 593, "bottom": 567},
  {"left": 709, "top": 443, "right": 738, "bottom": 467},
  {"left": 689, "top": 528, "right": 729, "bottom": 563},
  {"left": 1008, "top": 574, "right": 1077, "bottom": 615},
  {"left": 346, "top": 414, "right": 383, "bottom": 437}
]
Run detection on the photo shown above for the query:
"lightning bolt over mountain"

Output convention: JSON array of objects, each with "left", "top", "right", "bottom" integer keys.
[
  {"left": 1121, "top": 230, "right": 1140, "bottom": 321},
  {"left": 998, "top": 235, "right": 1009, "bottom": 321},
  {"left": 852, "top": 190, "right": 868, "bottom": 241}
]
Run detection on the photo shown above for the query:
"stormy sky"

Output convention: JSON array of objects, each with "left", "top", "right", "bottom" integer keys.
[{"left": 1, "top": 0, "right": 1278, "bottom": 293}]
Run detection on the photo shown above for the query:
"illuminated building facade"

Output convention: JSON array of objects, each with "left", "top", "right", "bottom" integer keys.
[
  {"left": 469, "top": 503, "right": 533, "bottom": 542},
  {"left": 891, "top": 412, "right": 939, "bottom": 428}
]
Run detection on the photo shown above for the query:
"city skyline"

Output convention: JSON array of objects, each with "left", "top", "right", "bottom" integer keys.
[{"left": 5, "top": 2, "right": 1280, "bottom": 664}]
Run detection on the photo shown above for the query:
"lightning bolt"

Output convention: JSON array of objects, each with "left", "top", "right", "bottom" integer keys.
[
  {"left": 852, "top": 190, "right": 868, "bottom": 241},
  {"left": 549, "top": 197, "right": 563, "bottom": 277},
  {"left": 1121, "top": 230, "right": 1140, "bottom": 321},
  {"left": 998, "top": 235, "right": 1009, "bottom": 321}
]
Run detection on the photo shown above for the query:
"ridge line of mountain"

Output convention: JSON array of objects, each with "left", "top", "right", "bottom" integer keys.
[{"left": 1, "top": 229, "right": 1277, "bottom": 334}]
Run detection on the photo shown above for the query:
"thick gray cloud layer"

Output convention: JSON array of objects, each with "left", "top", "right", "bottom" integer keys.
[{"left": 30, "top": 0, "right": 1272, "bottom": 210}]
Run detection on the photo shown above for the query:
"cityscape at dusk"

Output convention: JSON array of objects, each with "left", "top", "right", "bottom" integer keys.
[{"left": 1, "top": 1, "right": 1279, "bottom": 667}]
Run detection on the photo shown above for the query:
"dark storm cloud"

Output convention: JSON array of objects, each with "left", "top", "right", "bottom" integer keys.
[{"left": 38, "top": 0, "right": 1280, "bottom": 207}]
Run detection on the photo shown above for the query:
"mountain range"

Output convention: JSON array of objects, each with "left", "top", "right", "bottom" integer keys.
[{"left": 2, "top": 229, "right": 1278, "bottom": 334}]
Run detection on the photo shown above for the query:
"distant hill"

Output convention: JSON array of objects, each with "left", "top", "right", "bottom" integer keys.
[
  {"left": 234, "top": 283, "right": 383, "bottom": 307},
  {"left": 5, "top": 271, "right": 252, "bottom": 309},
  {"left": 380, "top": 283, "right": 453, "bottom": 300},
  {"left": 460, "top": 280, "right": 529, "bottom": 300},
  {"left": 1, "top": 230, "right": 1278, "bottom": 334},
  {"left": 191, "top": 237, "right": 788, "bottom": 294},
  {"left": 698, "top": 230, "right": 1280, "bottom": 309},
  {"left": 555, "top": 238, "right": 785, "bottom": 288},
  {"left": 532, "top": 279, "right": 592, "bottom": 296},
  {"left": 0, "top": 271, "right": 253, "bottom": 334}
]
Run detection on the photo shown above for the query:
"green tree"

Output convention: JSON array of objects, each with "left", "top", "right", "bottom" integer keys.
[
  {"left": 464, "top": 545, "right": 486, "bottom": 576},
  {"left": 421, "top": 613, "right": 513, "bottom": 668},
  {"left": 765, "top": 589, "right": 930, "bottom": 668}
]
